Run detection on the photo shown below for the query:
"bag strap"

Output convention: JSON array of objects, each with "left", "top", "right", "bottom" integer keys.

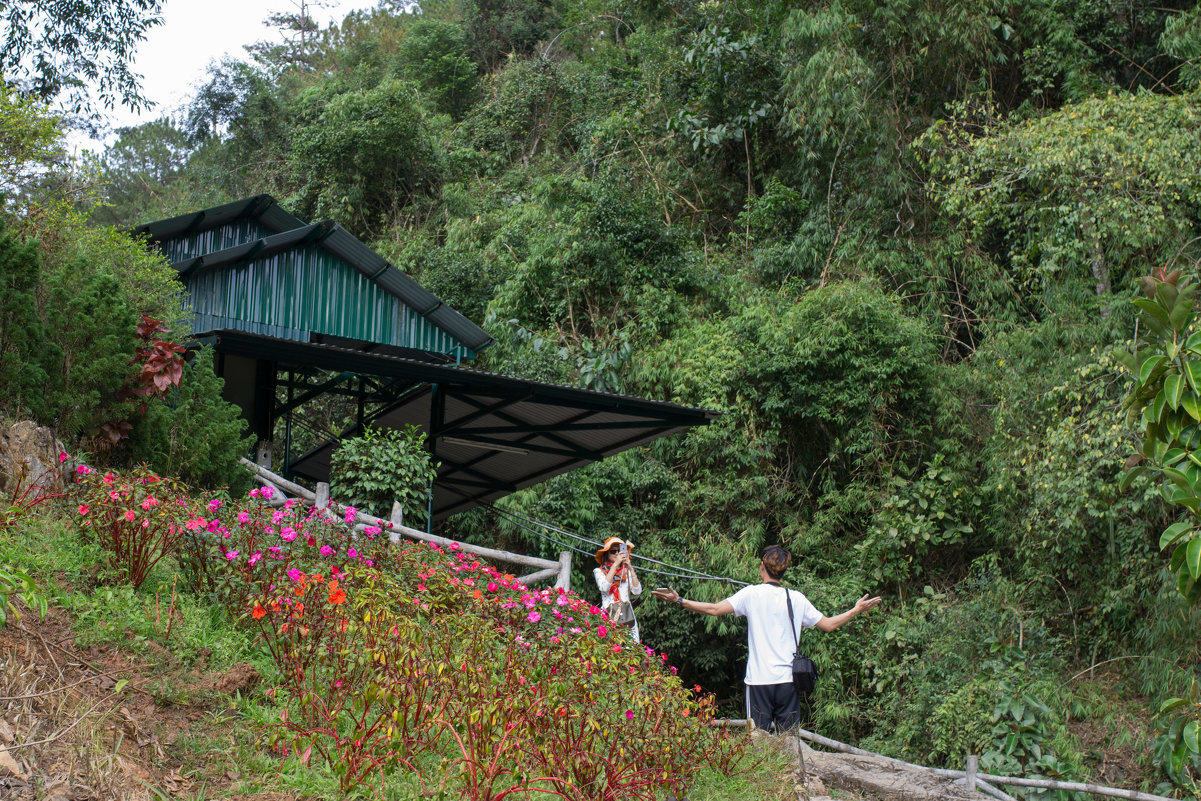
[{"left": 782, "top": 586, "right": 802, "bottom": 656}]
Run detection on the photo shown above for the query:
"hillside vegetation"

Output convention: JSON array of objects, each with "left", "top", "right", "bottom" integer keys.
[{"left": 3, "top": 0, "right": 1201, "bottom": 796}]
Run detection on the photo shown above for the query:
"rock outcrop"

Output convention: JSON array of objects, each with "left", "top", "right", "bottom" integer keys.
[{"left": 0, "top": 421, "right": 67, "bottom": 496}]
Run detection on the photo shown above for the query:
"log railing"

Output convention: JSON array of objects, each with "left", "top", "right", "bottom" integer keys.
[{"left": 239, "top": 458, "right": 571, "bottom": 590}]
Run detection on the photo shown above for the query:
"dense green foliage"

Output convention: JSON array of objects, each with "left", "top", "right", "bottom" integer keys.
[
  {"left": 329, "top": 423, "right": 438, "bottom": 522},
  {"left": 43, "top": 0, "right": 1201, "bottom": 792}
]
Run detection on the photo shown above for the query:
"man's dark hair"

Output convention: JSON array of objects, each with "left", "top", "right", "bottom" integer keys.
[{"left": 762, "top": 545, "right": 791, "bottom": 580}]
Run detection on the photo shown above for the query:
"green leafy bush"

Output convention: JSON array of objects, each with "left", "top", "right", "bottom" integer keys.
[{"left": 329, "top": 424, "right": 438, "bottom": 523}]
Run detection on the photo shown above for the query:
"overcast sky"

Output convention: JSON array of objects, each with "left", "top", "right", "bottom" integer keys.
[{"left": 72, "top": 0, "right": 378, "bottom": 154}]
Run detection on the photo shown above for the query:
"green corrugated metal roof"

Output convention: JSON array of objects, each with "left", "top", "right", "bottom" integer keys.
[{"left": 138, "top": 197, "right": 493, "bottom": 359}]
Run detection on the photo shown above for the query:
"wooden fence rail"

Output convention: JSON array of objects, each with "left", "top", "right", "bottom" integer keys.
[
  {"left": 239, "top": 458, "right": 571, "bottom": 590},
  {"left": 716, "top": 719, "right": 1177, "bottom": 801}
]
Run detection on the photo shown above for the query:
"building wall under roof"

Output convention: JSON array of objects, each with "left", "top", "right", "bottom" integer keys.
[
  {"left": 185, "top": 243, "right": 475, "bottom": 359},
  {"left": 156, "top": 220, "right": 278, "bottom": 264}
]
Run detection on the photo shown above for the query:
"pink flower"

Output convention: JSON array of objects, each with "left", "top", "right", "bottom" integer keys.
[
  {"left": 248, "top": 552, "right": 262, "bottom": 566},
  {"left": 75, "top": 464, "right": 92, "bottom": 475},
  {"left": 271, "top": 510, "right": 285, "bottom": 524},
  {"left": 612, "top": 644, "right": 622, "bottom": 653},
  {"left": 625, "top": 710, "right": 634, "bottom": 720},
  {"left": 225, "top": 550, "right": 239, "bottom": 560},
  {"left": 77, "top": 504, "right": 88, "bottom": 515},
  {"left": 487, "top": 582, "right": 499, "bottom": 592},
  {"left": 320, "top": 545, "right": 334, "bottom": 557},
  {"left": 259, "top": 486, "right": 274, "bottom": 499},
  {"left": 124, "top": 510, "right": 136, "bottom": 522},
  {"left": 344, "top": 506, "right": 357, "bottom": 524},
  {"left": 287, "top": 568, "right": 303, "bottom": 583},
  {"left": 417, "top": 584, "right": 427, "bottom": 592},
  {"left": 58, "top": 451, "right": 68, "bottom": 463},
  {"left": 527, "top": 611, "right": 541, "bottom": 623},
  {"left": 249, "top": 487, "right": 260, "bottom": 498},
  {"left": 280, "top": 526, "right": 297, "bottom": 542},
  {"left": 208, "top": 499, "right": 222, "bottom": 511},
  {"left": 140, "top": 496, "right": 158, "bottom": 510},
  {"left": 597, "top": 625, "right": 608, "bottom": 638},
  {"left": 347, "top": 547, "right": 358, "bottom": 559},
  {"left": 237, "top": 511, "right": 250, "bottom": 524},
  {"left": 103, "top": 473, "right": 115, "bottom": 485}
]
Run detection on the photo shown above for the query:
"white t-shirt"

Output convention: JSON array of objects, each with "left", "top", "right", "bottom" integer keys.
[{"left": 727, "top": 583, "right": 823, "bottom": 686}]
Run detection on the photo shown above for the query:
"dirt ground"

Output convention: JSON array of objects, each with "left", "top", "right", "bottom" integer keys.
[{"left": 0, "top": 604, "right": 279, "bottom": 801}]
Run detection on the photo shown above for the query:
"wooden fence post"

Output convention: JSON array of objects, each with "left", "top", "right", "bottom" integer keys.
[
  {"left": 967, "top": 754, "right": 978, "bottom": 793},
  {"left": 554, "top": 551, "right": 572, "bottom": 591},
  {"left": 255, "top": 441, "right": 273, "bottom": 467},
  {"left": 389, "top": 501, "right": 403, "bottom": 544},
  {"left": 315, "top": 482, "right": 330, "bottom": 509}
]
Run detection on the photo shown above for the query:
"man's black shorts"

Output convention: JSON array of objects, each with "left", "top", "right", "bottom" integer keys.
[{"left": 745, "top": 682, "right": 800, "bottom": 733}]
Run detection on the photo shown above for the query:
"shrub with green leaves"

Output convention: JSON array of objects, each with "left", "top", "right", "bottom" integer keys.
[{"left": 329, "top": 424, "right": 438, "bottom": 523}]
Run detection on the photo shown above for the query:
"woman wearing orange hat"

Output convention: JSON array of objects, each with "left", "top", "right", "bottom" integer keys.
[{"left": 594, "top": 536, "right": 643, "bottom": 642}]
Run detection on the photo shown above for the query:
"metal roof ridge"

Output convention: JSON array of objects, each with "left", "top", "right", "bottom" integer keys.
[{"left": 133, "top": 194, "right": 306, "bottom": 242}]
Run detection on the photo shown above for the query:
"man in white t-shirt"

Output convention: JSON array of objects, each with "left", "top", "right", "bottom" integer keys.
[{"left": 652, "top": 545, "right": 881, "bottom": 733}]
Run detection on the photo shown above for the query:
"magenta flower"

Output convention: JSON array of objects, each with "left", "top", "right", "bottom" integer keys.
[
  {"left": 347, "top": 547, "right": 358, "bottom": 559},
  {"left": 343, "top": 506, "right": 357, "bottom": 524},
  {"left": 487, "top": 582, "right": 499, "bottom": 592},
  {"left": 625, "top": 710, "right": 634, "bottom": 720},
  {"left": 237, "top": 511, "right": 250, "bottom": 524},
  {"left": 527, "top": 611, "right": 541, "bottom": 623},
  {"left": 208, "top": 499, "right": 222, "bottom": 511},
  {"left": 103, "top": 473, "right": 115, "bottom": 485},
  {"left": 77, "top": 504, "right": 88, "bottom": 515},
  {"left": 260, "top": 486, "right": 274, "bottom": 499},
  {"left": 140, "top": 496, "right": 158, "bottom": 510},
  {"left": 320, "top": 545, "right": 334, "bottom": 557},
  {"left": 280, "top": 526, "right": 297, "bottom": 542},
  {"left": 248, "top": 487, "right": 260, "bottom": 498},
  {"left": 75, "top": 464, "right": 92, "bottom": 475},
  {"left": 225, "top": 550, "right": 239, "bottom": 560},
  {"left": 597, "top": 625, "right": 608, "bottom": 638},
  {"left": 58, "top": 451, "right": 68, "bottom": 463},
  {"left": 287, "top": 568, "right": 303, "bottom": 583}
]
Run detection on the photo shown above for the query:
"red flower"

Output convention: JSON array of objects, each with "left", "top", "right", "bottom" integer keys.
[
  {"left": 328, "top": 588, "right": 346, "bottom": 605},
  {"left": 252, "top": 603, "right": 267, "bottom": 620}
]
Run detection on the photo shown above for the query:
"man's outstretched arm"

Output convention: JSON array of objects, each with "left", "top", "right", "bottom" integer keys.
[
  {"left": 815, "top": 594, "right": 882, "bottom": 632},
  {"left": 651, "top": 587, "right": 734, "bottom": 616}
]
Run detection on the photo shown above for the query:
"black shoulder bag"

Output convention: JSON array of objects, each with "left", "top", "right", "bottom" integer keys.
[{"left": 784, "top": 587, "right": 819, "bottom": 695}]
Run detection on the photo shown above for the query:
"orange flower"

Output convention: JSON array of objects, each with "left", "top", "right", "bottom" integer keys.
[
  {"left": 294, "top": 603, "right": 305, "bottom": 616},
  {"left": 472, "top": 589, "right": 483, "bottom": 599},
  {"left": 252, "top": 603, "right": 266, "bottom": 620},
  {"left": 328, "top": 587, "right": 347, "bottom": 605},
  {"left": 681, "top": 708, "right": 690, "bottom": 717},
  {"left": 311, "top": 574, "right": 324, "bottom": 583}
]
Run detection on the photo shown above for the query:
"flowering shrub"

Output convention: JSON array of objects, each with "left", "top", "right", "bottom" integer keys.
[
  {"left": 73, "top": 465, "right": 194, "bottom": 589},
  {"left": 70, "top": 470, "right": 747, "bottom": 798},
  {"left": 245, "top": 535, "right": 745, "bottom": 798}
]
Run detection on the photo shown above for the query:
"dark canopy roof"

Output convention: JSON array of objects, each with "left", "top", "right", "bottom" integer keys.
[{"left": 201, "top": 329, "right": 720, "bottom": 520}]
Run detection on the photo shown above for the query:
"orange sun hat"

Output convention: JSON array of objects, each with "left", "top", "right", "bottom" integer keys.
[{"left": 594, "top": 536, "right": 635, "bottom": 564}]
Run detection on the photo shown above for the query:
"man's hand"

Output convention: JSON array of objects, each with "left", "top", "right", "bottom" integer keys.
[
  {"left": 853, "top": 594, "right": 882, "bottom": 614},
  {"left": 651, "top": 587, "right": 678, "bottom": 603}
]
